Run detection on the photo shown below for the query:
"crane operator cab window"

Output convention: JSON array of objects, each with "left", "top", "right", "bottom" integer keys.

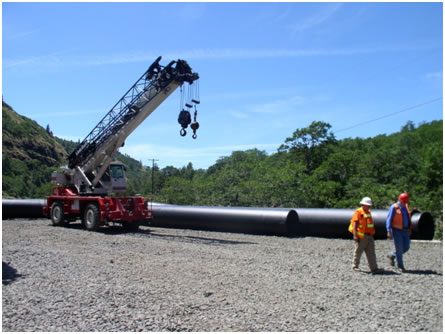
[
  {"left": 109, "top": 163, "right": 127, "bottom": 192},
  {"left": 111, "top": 164, "right": 125, "bottom": 178}
]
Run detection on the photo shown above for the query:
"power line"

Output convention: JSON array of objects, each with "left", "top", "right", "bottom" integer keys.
[{"left": 334, "top": 97, "right": 443, "bottom": 134}]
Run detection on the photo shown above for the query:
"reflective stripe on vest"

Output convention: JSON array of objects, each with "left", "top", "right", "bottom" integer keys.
[
  {"left": 348, "top": 208, "right": 375, "bottom": 238},
  {"left": 364, "top": 213, "right": 374, "bottom": 228}
]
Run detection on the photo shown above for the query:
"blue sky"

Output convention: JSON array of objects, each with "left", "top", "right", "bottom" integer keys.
[{"left": 2, "top": 2, "right": 443, "bottom": 169}]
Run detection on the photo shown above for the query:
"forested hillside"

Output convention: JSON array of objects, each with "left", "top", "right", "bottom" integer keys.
[
  {"left": 2, "top": 102, "right": 67, "bottom": 197},
  {"left": 151, "top": 120, "right": 443, "bottom": 239},
  {"left": 2, "top": 102, "right": 443, "bottom": 238},
  {"left": 2, "top": 102, "right": 142, "bottom": 198}
]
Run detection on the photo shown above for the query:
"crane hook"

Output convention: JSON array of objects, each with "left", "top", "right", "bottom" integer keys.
[
  {"left": 190, "top": 107, "right": 199, "bottom": 139},
  {"left": 178, "top": 109, "right": 191, "bottom": 137},
  {"left": 191, "top": 121, "right": 199, "bottom": 139}
]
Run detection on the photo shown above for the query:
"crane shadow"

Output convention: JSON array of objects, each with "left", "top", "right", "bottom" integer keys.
[{"left": 52, "top": 222, "right": 256, "bottom": 246}]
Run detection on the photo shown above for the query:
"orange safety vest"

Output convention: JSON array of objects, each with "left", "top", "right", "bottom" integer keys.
[
  {"left": 391, "top": 203, "right": 412, "bottom": 231},
  {"left": 348, "top": 207, "right": 375, "bottom": 238}
]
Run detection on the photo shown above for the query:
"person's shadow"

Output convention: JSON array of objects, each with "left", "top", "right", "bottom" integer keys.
[
  {"left": 371, "top": 269, "right": 442, "bottom": 276},
  {"left": 403, "top": 269, "right": 442, "bottom": 276},
  {"left": 2, "top": 262, "right": 22, "bottom": 285},
  {"left": 372, "top": 269, "right": 442, "bottom": 276}
]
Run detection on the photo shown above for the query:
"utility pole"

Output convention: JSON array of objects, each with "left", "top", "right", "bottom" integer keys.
[{"left": 148, "top": 159, "right": 159, "bottom": 195}]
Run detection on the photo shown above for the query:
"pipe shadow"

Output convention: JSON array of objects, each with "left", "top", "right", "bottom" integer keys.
[
  {"left": 146, "top": 231, "right": 257, "bottom": 246},
  {"left": 2, "top": 262, "right": 22, "bottom": 285},
  {"left": 52, "top": 222, "right": 256, "bottom": 246}
]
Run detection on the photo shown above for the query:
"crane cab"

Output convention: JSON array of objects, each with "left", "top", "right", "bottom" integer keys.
[{"left": 100, "top": 162, "right": 127, "bottom": 193}]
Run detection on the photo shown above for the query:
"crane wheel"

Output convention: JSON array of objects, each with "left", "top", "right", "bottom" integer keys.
[
  {"left": 83, "top": 203, "right": 100, "bottom": 231},
  {"left": 51, "top": 202, "right": 66, "bottom": 226}
]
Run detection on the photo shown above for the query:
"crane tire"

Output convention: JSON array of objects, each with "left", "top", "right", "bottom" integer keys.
[
  {"left": 83, "top": 203, "right": 100, "bottom": 231},
  {"left": 51, "top": 202, "right": 66, "bottom": 226}
]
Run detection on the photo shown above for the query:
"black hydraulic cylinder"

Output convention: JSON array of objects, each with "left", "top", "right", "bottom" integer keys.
[
  {"left": 2, "top": 199, "right": 47, "bottom": 219},
  {"left": 150, "top": 204, "right": 299, "bottom": 236},
  {"left": 293, "top": 208, "right": 435, "bottom": 240}
]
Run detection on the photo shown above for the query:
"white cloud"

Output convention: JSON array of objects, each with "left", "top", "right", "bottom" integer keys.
[
  {"left": 33, "top": 109, "right": 104, "bottom": 118},
  {"left": 205, "top": 86, "right": 304, "bottom": 102},
  {"left": 230, "top": 111, "right": 249, "bottom": 119},
  {"left": 5, "top": 45, "right": 438, "bottom": 73},
  {"left": 288, "top": 3, "right": 343, "bottom": 34},
  {"left": 3, "top": 29, "right": 39, "bottom": 41},
  {"left": 174, "top": 2, "right": 207, "bottom": 21},
  {"left": 248, "top": 96, "right": 306, "bottom": 114},
  {"left": 425, "top": 72, "right": 442, "bottom": 80}
]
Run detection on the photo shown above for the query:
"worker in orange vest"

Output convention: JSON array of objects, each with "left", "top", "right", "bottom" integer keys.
[
  {"left": 386, "top": 193, "right": 412, "bottom": 273},
  {"left": 349, "top": 197, "right": 384, "bottom": 274}
]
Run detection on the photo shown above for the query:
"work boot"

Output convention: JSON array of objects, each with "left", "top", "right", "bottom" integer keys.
[
  {"left": 387, "top": 255, "right": 395, "bottom": 267},
  {"left": 371, "top": 268, "right": 384, "bottom": 275}
]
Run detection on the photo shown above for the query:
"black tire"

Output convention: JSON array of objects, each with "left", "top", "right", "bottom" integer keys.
[
  {"left": 51, "top": 202, "right": 66, "bottom": 226},
  {"left": 83, "top": 203, "right": 101, "bottom": 231}
]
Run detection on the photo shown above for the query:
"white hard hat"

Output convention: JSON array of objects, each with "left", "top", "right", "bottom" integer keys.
[{"left": 360, "top": 197, "right": 373, "bottom": 206}]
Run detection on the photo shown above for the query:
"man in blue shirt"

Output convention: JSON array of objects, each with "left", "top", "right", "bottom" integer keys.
[{"left": 386, "top": 193, "right": 412, "bottom": 272}]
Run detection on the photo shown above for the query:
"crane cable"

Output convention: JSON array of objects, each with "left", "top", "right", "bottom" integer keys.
[{"left": 178, "top": 80, "right": 200, "bottom": 138}]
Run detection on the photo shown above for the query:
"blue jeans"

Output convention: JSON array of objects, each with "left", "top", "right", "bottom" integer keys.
[{"left": 391, "top": 229, "right": 410, "bottom": 268}]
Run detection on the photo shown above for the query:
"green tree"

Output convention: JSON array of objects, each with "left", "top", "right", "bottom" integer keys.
[{"left": 279, "top": 121, "right": 337, "bottom": 173}]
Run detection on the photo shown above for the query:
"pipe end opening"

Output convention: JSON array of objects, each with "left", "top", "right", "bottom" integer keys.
[
  {"left": 412, "top": 211, "right": 435, "bottom": 240},
  {"left": 285, "top": 210, "right": 300, "bottom": 237}
]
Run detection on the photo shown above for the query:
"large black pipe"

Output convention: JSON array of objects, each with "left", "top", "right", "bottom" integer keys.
[
  {"left": 2, "top": 199, "right": 46, "bottom": 219},
  {"left": 150, "top": 204, "right": 434, "bottom": 240},
  {"left": 293, "top": 208, "right": 435, "bottom": 240},
  {"left": 150, "top": 204, "right": 299, "bottom": 236},
  {"left": 2, "top": 199, "right": 435, "bottom": 240}
]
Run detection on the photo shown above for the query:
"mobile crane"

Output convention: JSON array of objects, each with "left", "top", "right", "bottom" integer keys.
[{"left": 44, "top": 56, "right": 200, "bottom": 231}]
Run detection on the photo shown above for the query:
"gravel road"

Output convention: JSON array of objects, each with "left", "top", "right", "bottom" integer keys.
[{"left": 2, "top": 219, "right": 443, "bottom": 332}]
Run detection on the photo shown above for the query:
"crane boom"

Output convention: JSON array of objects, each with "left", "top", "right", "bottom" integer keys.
[
  {"left": 46, "top": 56, "right": 200, "bottom": 232},
  {"left": 65, "top": 57, "right": 199, "bottom": 191}
]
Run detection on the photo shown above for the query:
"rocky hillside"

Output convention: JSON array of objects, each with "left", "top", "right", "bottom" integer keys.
[
  {"left": 2, "top": 102, "right": 67, "bottom": 166},
  {"left": 2, "top": 102, "right": 144, "bottom": 198}
]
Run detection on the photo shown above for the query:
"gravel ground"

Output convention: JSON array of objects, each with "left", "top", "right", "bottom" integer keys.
[{"left": 2, "top": 219, "right": 443, "bottom": 332}]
